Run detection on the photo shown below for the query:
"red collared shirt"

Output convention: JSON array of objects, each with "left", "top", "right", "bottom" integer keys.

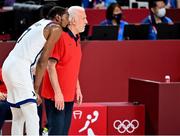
[{"left": 41, "top": 30, "right": 82, "bottom": 102}]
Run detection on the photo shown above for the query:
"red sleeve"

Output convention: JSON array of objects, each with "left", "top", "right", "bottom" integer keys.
[{"left": 50, "top": 34, "right": 65, "bottom": 61}]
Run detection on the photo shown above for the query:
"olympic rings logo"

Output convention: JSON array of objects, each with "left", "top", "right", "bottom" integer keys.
[{"left": 113, "top": 119, "right": 139, "bottom": 134}]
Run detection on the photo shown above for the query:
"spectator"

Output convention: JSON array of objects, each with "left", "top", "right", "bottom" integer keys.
[
  {"left": 104, "top": 0, "right": 117, "bottom": 7},
  {"left": 100, "top": 2, "right": 128, "bottom": 40},
  {"left": 82, "top": 0, "right": 95, "bottom": 8},
  {"left": 82, "top": 0, "right": 116, "bottom": 9},
  {"left": 165, "top": 0, "right": 176, "bottom": 8},
  {"left": 178, "top": 0, "right": 180, "bottom": 8},
  {"left": 141, "top": 0, "right": 173, "bottom": 40},
  {"left": 0, "top": 68, "right": 11, "bottom": 130}
]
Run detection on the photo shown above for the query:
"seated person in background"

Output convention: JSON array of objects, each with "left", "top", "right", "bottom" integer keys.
[
  {"left": 178, "top": 0, "right": 180, "bottom": 8},
  {"left": 141, "top": 0, "right": 173, "bottom": 40},
  {"left": 165, "top": 0, "right": 180, "bottom": 8},
  {"left": 0, "top": 68, "right": 11, "bottom": 130},
  {"left": 100, "top": 2, "right": 128, "bottom": 40},
  {"left": 82, "top": 0, "right": 116, "bottom": 8},
  {"left": 94, "top": 0, "right": 117, "bottom": 9}
]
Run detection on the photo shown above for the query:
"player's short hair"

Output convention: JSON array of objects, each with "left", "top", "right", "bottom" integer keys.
[{"left": 47, "top": 6, "right": 67, "bottom": 19}]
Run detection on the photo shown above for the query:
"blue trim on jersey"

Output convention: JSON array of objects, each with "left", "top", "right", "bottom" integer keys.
[
  {"left": 30, "top": 47, "right": 43, "bottom": 68},
  {"left": 30, "top": 48, "right": 44, "bottom": 80},
  {"left": 8, "top": 99, "right": 37, "bottom": 108}
]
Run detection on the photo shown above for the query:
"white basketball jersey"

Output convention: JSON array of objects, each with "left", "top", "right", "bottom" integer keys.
[{"left": 7, "top": 19, "right": 52, "bottom": 66}]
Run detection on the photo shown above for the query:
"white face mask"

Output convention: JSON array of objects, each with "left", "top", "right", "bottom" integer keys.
[{"left": 156, "top": 8, "right": 166, "bottom": 18}]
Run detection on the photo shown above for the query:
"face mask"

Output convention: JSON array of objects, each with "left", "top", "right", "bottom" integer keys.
[
  {"left": 156, "top": 8, "right": 166, "bottom": 18},
  {"left": 112, "top": 13, "right": 122, "bottom": 25}
]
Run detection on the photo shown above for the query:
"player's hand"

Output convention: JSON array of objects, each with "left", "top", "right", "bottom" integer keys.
[
  {"left": 0, "top": 92, "right": 7, "bottom": 100},
  {"left": 36, "top": 93, "right": 42, "bottom": 106}
]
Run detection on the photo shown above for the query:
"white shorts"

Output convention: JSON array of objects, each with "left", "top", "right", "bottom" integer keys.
[{"left": 2, "top": 56, "right": 36, "bottom": 107}]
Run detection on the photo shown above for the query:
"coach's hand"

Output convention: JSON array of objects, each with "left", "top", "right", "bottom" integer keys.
[
  {"left": 55, "top": 91, "right": 64, "bottom": 111},
  {"left": 76, "top": 88, "right": 83, "bottom": 105}
]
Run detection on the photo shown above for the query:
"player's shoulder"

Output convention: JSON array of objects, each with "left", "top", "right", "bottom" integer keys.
[
  {"left": 47, "top": 22, "right": 63, "bottom": 30},
  {"left": 44, "top": 23, "right": 63, "bottom": 37}
]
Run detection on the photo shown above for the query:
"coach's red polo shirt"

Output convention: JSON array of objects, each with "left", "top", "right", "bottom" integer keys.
[
  {"left": 0, "top": 68, "right": 7, "bottom": 93},
  {"left": 41, "top": 29, "right": 82, "bottom": 102}
]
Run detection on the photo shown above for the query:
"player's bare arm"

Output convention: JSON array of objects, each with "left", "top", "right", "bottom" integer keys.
[{"left": 34, "top": 24, "right": 63, "bottom": 96}]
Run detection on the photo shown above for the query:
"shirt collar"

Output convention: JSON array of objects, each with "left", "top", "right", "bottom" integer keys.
[{"left": 65, "top": 27, "right": 79, "bottom": 42}]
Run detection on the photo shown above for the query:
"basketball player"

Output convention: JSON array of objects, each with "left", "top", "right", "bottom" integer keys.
[{"left": 2, "top": 6, "right": 69, "bottom": 135}]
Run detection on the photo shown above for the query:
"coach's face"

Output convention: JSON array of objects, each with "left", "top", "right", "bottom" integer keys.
[{"left": 75, "top": 10, "right": 88, "bottom": 33}]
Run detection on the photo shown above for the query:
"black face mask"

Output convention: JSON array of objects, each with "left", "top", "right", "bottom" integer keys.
[{"left": 112, "top": 13, "right": 122, "bottom": 25}]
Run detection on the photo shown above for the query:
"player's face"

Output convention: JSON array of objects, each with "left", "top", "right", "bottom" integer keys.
[{"left": 61, "top": 11, "right": 69, "bottom": 28}]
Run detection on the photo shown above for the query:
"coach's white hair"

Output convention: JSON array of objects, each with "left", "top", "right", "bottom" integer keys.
[{"left": 68, "top": 6, "right": 85, "bottom": 22}]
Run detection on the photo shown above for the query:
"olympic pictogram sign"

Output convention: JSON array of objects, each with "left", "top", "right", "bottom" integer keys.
[{"left": 113, "top": 119, "right": 139, "bottom": 134}]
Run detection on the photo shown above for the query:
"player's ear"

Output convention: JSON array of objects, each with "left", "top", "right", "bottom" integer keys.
[{"left": 55, "top": 14, "right": 61, "bottom": 22}]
